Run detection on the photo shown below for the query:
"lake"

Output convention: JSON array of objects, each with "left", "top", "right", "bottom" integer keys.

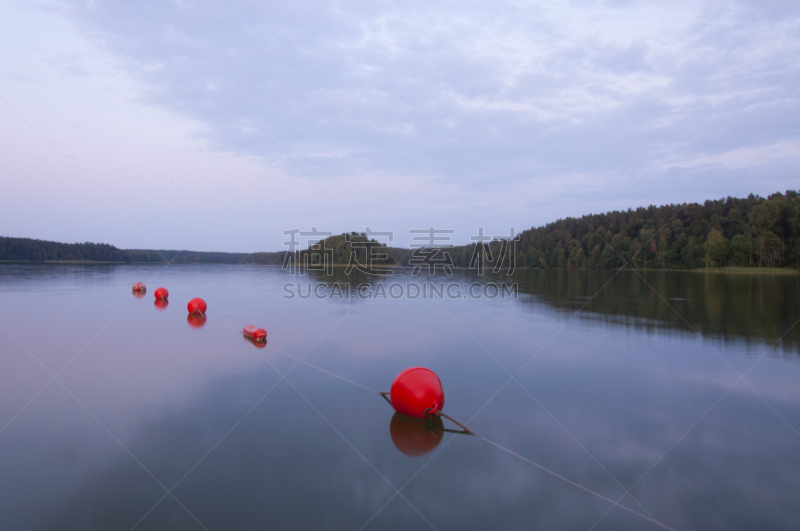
[{"left": 1, "top": 264, "right": 799, "bottom": 530}]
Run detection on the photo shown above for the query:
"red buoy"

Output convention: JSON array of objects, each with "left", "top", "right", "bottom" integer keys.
[
  {"left": 154, "top": 287, "right": 169, "bottom": 300},
  {"left": 187, "top": 313, "right": 206, "bottom": 328},
  {"left": 132, "top": 282, "right": 146, "bottom": 292},
  {"left": 243, "top": 325, "right": 267, "bottom": 342},
  {"left": 390, "top": 367, "right": 445, "bottom": 418},
  {"left": 154, "top": 299, "right": 169, "bottom": 311},
  {"left": 389, "top": 412, "right": 444, "bottom": 456},
  {"left": 187, "top": 297, "right": 207, "bottom": 315}
]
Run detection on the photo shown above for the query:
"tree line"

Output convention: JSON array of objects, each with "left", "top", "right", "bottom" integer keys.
[
  {"left": 0, "top": 239, "right": 287, "bottom": 265},
  {"left": 511, "top": 190, "right": 799, "bottom": 270},
  {"left": 125, "top": 249, "right": 249, "bottom": 264},
  {"left": 388, "top": 189, "right": 799, "bottom": 271},
  {"left": 2, "top": 190, "right": 797, "bottom": 270},
  {"left": 0, "top": 237, "right": 131, "bottom": 263}
]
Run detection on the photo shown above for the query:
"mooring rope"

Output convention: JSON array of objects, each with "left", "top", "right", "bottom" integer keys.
[
  {"left": 260, "top": 351, "right": 675, "bottom": 530},
  {"left": 265, "top": 344, "right": 381, "bottom": 393},
  {"left": 379, "top": 392, "right": 675, "bottom": 530}
]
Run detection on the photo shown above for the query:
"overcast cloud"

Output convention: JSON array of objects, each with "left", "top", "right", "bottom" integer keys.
[{"left": 1, "top": 0, "right": 798, "bottom": 251}]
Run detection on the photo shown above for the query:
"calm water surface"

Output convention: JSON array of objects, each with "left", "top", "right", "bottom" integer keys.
[{"left": 1, "top": 264, "right": 799, "bottom": 530}]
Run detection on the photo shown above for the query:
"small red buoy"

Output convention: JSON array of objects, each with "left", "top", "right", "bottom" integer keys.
[
  {"left": 154, "top": 299, "right": 169, "bottom": 311},
  {"left": 243, "top": 325, "right": 267, "bottom": 342},
  {"left": 389, "top": 412, "right": 444, "bottom": 456},
  {"left": 187, "top": 297, "right": 207, "bottom": 315},
  {"left": 154, "top": 287, "right": 169, "bottom": 300},
  {"left": 187, "top": 313, "right": 206, "bottom": 328},
  {"left": 132, "top": 282, "right": 146, "bottom": 292},
  {"left": 390, "top": 367, "right": 445, "bottom": 418}
]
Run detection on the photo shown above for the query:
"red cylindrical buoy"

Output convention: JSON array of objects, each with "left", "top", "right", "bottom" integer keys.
[
  {"left": 187, "top": 297, "right": 207, "bottom": 315},
  {"left": 389, "top": 412, "right": 444, "bottom": 457},
  {"left": 154, "top": 299, "right": 169, "bottom": 311},
  {"left": 187, "top": 313, "right": 206, "bottom": 328},
  {"left": 243, "top": 325, "right": 267, "bottom": 342},
  {"left": 154, "top": 287, "right": 169, "bottom": 300},
  {"left": 132, "top": 282, "right": 146, "bottom": 292},
  {"left": 390, "top": 367, "right": 445, "bottom": 418}
]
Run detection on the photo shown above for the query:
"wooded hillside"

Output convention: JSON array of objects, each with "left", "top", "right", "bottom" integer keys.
[{"left": 513, "top": 190, "right": 799, "bottom": 270}]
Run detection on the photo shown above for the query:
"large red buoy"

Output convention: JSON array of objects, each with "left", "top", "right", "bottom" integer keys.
[
  {"left": 154, "top": 287, "right": 169, "bottom": 300},
  {"left": 390, "top": 367, "right": 445, "bottom": 418},
  {"left": 187, "top": 297, "right": 207, "bottom": 315},
  {"left": 389, "top": 412, "right": 444, "bottom": 456},
  {"left": 243, "top": 325, "right": 267, "bottom": 342},
  {"left": 187, "top": 313, "right": 206, "bottom": 328},
  {"left": 132, "top": 282, "right": 146, "bottom": 292}
]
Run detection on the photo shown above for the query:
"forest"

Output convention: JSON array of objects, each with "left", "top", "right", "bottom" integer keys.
[
  {"left": 512, "top": 190, "right": 799, "bottom": 270},
  {"left": 125, "top": 249, "right": 249, "bottom": 264},
  {"left": 2, "top": 190, "right": 798, "bottom": 270},
  {"left": 387, "top": 190, "right": 799, "bottom": 270},
  {"left": 0, "top": 237, "right": 130, "bottom": 263}
]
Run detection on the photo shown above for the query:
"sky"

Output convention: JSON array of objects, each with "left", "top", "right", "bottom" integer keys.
[{"left": 0, "top": 0, "right": 798, "bottom": 252}]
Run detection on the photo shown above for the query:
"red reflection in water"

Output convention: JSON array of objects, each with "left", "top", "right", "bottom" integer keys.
[
  {"left": 243, "top": 335, "right": 267, "bottom": 349},
  {"left": 186, "top": 313, "right": 207, "bottom": 328},
  {"left": 132, "top": 290, "right": 146, "bottom": 299},
  {"left": 154, "top": 299, "right": 169, "bottom": 311},
  {"left": 389, "top": 412, "right": 444, "bottom": 457}
]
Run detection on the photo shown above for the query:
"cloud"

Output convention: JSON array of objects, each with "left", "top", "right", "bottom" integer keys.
[
  {"left": 51, "top": 0, "right": 798, "bottom": 184},
  {"left": 2, "top": 0, "right": 799, "bottom": 250}
]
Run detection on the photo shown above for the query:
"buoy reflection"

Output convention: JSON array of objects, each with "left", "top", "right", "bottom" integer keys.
[
  {"left": 186, "top": 313, "right": 207, "bottom": 328},
  {"left": 154, "top": 299, "right": 169, "bottom": 311},
  {"left": 133, "top": 290, "right": 146, "bottom": 299},
  {"left": 243, "top": 335, "right": 267, "bottom": 348},
  {"left": 389, "top": 412, "right": 444, "bottom": 457}
]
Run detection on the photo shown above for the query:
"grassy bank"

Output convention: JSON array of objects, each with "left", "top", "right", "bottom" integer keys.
[{"left": 693, "top": 266, "right": 798, "bottom": 275}]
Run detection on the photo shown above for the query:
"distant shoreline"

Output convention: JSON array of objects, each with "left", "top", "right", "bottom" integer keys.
[
  {"left": 4, "top": 190, "right": 800, "bottom": 270},
  {"left": 2, "top": 260, "right": 797, "bottom": 275}
]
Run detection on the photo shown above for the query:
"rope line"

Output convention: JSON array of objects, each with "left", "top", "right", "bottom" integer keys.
[
  {"left": 377, "top": 392, "right": 674, "bottom": 530},
  {"left": 265, "top": 344, "right": 380, "bottom": 393},
  {"left": 259, "top": 349, "right": 675, "bottom": 529},
  {"left": 478, "top": 437, "right": 675, "bottom": 530}
]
